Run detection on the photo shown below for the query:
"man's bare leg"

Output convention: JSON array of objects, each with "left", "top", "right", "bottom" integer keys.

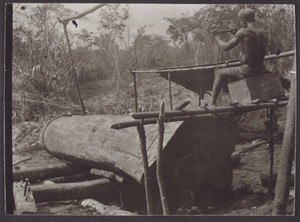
[
  {"left": 210, "top": 68, "right": 240, "bottom": 106},
  {"left": 210, "top": 74, "right": 224, "bottom": 106}
]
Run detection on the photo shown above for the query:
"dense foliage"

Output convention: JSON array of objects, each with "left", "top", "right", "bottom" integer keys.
[{"left": 12, "top": 3, "right": 295, "bottom": 123}]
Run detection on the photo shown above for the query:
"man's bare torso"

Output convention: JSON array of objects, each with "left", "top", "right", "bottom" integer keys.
[{"left": 238, "top": 27, "right": 268, "bottom": 69}]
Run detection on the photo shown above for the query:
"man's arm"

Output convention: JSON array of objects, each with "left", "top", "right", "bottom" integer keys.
[{"left": 213, "top": 29, "right": 244, "bottom": 51}]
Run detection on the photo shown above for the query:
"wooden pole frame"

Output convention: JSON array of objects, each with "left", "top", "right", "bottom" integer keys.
[
  {"left": 62, "top": 23, "right": 86, "bottom": 114},
  {"left": 168, "top": 72, "right": 173, "bottom": 110},
  {"left": 131, "top": 101, "right": 288, "bottom": 120},
  {"left": 272, "top": 55, "right": 296, "bottom": 215},
  {"left": 128, "top": 51, "right": 295, "bottom": 74},
  {"left": 156, "top": 102, "right": 169, "bottom": 215},
  {"left": 132, "top": 71, "right": 138, "bottom": 112},
  {"left": 267, "top": 108, "right": 275, "bottom": 196},
  {"left": 137, "top": 120, "right": 154, "bottom": 215}
]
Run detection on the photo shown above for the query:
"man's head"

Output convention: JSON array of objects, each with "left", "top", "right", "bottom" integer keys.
[{"left": 238, "top": 8, "right": 255, "bottom": 27}]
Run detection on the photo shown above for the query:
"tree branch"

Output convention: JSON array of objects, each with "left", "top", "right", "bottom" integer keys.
[{"left": 57, "top": 4, "right": 106, "bottom": 24}]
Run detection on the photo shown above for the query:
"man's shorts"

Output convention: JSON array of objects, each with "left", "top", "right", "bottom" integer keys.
[{"left": 221, "top": 64, "right": 269, "bottom": 80}]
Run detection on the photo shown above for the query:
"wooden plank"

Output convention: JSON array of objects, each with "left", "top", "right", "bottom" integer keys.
[{"left": 13, "top": 181, "right": 37, "bottom": 214}]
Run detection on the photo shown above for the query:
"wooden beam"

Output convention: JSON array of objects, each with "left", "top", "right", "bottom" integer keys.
[
  {"left": 129, "top": 51, "right": 295, "bottom": 74},
  {"left": 111, "top": 101, "right": 192, "bottom": 130},
  {"left": 111, "top": 113, "right": 227, "bottom": 130},
  {"left": 131, "top": 101, "right": 288, "bottom": 120}
]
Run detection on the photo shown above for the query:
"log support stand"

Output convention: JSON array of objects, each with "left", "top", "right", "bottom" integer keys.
[
  {"left": 266, "top": 107, "right": 276, "bottom": 197},
  {"left": 137, "top": 120, "right": 154, "bottom": 215}
]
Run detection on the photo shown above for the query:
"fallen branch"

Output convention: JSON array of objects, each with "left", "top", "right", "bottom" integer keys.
[
  {"left": 13, "top": 157, "right": 31, "bottom": 166},
  {"left": 13, "top": 162, "right": 90, "bottom": 182},
  {"left": 31, "top": 178, "right": 111, "bottom": 203}
]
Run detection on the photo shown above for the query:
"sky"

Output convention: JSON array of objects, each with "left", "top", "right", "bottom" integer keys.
[{"left": 64, "top": 3, "right": 206, "bottom": 37}]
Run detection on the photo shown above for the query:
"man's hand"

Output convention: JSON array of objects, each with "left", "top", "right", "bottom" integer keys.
[
  {"left": 230, "top": 28, "right": 238, "bottom": 35},
  {"left": 212, "top": 30, "right": 218, "bottom": 36},
  {"left": 212, "top": 31, "right": 221, "bottom": 41}
]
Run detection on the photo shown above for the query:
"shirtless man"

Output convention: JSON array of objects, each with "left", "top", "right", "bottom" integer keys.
[{"left": 210, "top": 8, "right": 268, "bottom": 106}]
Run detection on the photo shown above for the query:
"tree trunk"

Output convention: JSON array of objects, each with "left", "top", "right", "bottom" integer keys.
[{"left": 272, "top": 56, "right": 296, "bottom": 215}]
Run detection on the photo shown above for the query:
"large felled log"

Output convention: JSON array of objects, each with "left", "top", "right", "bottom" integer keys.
[
  {"left": 31, "top": 178, "right": 112, "bottom": 203},
  {"left": 40, "top": 115, "right": 184, "bottom": 183},
  {"left": 40, "top": 114, "right": 237, "bottom": 212}
]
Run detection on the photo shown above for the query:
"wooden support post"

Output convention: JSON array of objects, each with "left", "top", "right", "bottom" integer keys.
[
  {"left": 268, "top": 108, "right": 275, "bottom": 196},
  {"left": 157, "top": 102, "right": 169, "bottom": 215},
  {"left": 132, "top": 72, "right": 138, "bottom": 112},
  {"left": 168, "top": 72, "right": 173, "bottom": 110},
  {"left": 136, "top": 120, "right": 154, "bottom": 215},
  {"left": 62, "top": 22, "right": 86, "bottom": 114},
  {"left": 272, "top": 56, "right": 296, "bottom": 215}
]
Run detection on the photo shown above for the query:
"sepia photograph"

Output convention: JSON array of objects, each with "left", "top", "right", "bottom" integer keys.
[{"left": 6, "top": 2, "right": 296, "bottom": 216}]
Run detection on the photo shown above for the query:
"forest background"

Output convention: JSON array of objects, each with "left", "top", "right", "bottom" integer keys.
[{"left": 12, "top": 4, "right": 295, "bottom": 149}]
